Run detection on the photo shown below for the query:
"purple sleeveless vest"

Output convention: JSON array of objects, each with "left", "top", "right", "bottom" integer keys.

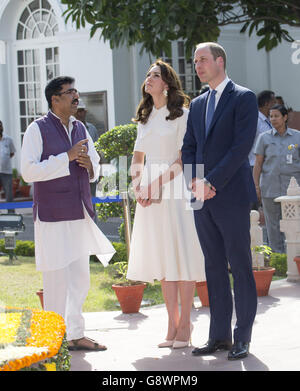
[{"left": 33, "top": 111, "right": 95, "bottom": 222}]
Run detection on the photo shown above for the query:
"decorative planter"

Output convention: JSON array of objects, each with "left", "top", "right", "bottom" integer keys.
[
  {"left": 253, "top": 267, "right": 275, "bottom": 296},
  {"left": 19, "top": 185, "right": 31, "bottom": 197},
  {"left": 112, "top": 283, "right": 146, "bottom": 313},
  {"left": 36, "top": 289, "right": 44, "bottom": 309},
  {"left": 294, "top": 256, "right": 300, "bottom": 275},
  {"left": 196, "top": 281, "right": 209, "bottom": 307}
]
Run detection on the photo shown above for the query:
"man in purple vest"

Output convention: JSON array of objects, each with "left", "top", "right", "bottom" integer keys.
[{"left": 21, "top": 76, "right": 115, "bottom": 351}]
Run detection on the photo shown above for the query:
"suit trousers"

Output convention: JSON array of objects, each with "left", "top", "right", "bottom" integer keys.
[
  {"left": 262, "top": 197, "right": 285, "bottom": 253},
  {"left": 194, "top": 201, "right": 257, "bottom": 343},
  {"left": 42, "top": 256, "right": 90, "bottom": 341}
]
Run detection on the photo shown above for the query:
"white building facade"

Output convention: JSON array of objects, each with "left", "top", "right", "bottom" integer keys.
[{"left": 1, "top": 0, "right": 300, "bottom": 172}]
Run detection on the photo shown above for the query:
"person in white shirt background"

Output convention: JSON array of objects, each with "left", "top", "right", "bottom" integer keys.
[
  {"left": 0, "top": 120, "right": 16, "bottom": 213},
  {"left": 249, "top": 90, "right": 276, "bottom": 171}
]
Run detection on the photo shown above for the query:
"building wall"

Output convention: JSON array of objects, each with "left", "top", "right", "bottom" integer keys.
[
  {"left": 0, "top": 0, "right": 116, "bottom": 171},
  {"left": 112, "top": 45, "right": 134, "bottom": 126},
  {"left": 218, "top": 25, "right": 300, "bottom": 110}
]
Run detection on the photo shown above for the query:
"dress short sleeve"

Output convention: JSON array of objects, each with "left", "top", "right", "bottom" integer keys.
[
  {"left": 177, "top": 108, "right": 189, "bottom": 150},
  {"left": 133, "top": 122, "right": 145, "bottom": 152}
]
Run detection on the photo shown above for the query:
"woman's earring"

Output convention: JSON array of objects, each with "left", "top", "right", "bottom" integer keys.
[{"left": 163, "top": 89, "right": 168, "bottom": 97}]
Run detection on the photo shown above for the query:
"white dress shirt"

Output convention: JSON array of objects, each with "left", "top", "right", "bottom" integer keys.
[
  {"left": 204, "top": 76, "right": 230, "bottom": 187},
  {"left": 249, "top": 111, "right": 273, "bottom": 166},
  {"left": 206, "top": 75, "right": 230, "bottom": 118},
  {"left": 21, "top": 113, "right": 115, "bottom": 272}
]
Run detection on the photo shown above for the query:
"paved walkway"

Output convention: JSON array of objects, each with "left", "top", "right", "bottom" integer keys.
[{"left": 70, "top": 279, "right": 300, "bottom": 372}]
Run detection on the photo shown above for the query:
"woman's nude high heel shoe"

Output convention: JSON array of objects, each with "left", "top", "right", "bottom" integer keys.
[
  {"left": 172, "top": 324, "right": 194, "bottom": 349},
  {"left": 158, "top": 340, "right": 174, "bottom": 348}
]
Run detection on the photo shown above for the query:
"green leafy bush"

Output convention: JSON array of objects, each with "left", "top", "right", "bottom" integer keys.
[
  {"left": 95, "top": 124, "right": 137, "bottom": 241},
  {"left": 0, "top": 239, "right": 35, "bottom": 256},
  {"left": 111, "top": 242, "right": 128, "bottom": 264},
  {"left": 269, "top": 252, "right": 287, "bottom": 276},
  {"left": 0, "top": 239, "right": 127, "bottom": 263},
  {"left": 95, "top": 123, "right": 137, "bottom": 162}
]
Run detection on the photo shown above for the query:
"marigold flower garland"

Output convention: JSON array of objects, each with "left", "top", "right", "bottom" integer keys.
[{"left": 0, "top": 306, "right": 70, "bottom": 371}]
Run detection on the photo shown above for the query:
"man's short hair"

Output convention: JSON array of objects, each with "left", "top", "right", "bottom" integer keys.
[
  {"left": 196, "top": 42, "right": 227, "bottom": 70},
  {"left": 45, "top": 76, "right": 75, "bottom": 109},
  {"left": 257, "top": 90, "right": 275, "bottom": 108}
]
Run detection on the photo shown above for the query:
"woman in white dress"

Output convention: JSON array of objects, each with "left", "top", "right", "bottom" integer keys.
[{"left": 127, "top": 60, "right": 206, "bottom": 348}]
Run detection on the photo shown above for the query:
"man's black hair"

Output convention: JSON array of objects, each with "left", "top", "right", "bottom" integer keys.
[
  {"left": 45, "top": 76, "right": 75, "bottom": 109},
  {"left": 257, "top": 90, "right": 275, "bottom": 108}
]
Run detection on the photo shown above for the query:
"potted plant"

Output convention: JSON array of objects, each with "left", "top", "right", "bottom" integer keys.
[
  {"left": 110, "top": 261, "right": 146, "bottom": 313},
  {"left": 294, "top": 255, "right": 300, "bottom": 275},
  {"left": 252, "top": 245, "right": 275, "bottom": 296},
  {"left": 195, "top": 281, "right": 209, "bottom": 307},
  {"left": 95, "top": 123, "right": 137, "bottom": 242},
  {"left": 19, "top": 177, "right": 31, "bottom": 198},
  {"left": 36, "top": 289, "right": 44, "bottom": 309}
]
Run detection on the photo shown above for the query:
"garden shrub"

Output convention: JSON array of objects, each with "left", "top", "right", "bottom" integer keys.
[
  {"left": 269, "top": 252, "right": 287, "bottom": 276},
  {"left": 0, "top": 239, "right": 35, "bottom": 256},
  {"left": 111, "top": 242, "right": 127, "bottom": 264},
  {"left": 94, "top": 124, "right": 137, "bottom": 242},
  {"left": 0, "top": 239, "right": 127, "bottom": 263}
]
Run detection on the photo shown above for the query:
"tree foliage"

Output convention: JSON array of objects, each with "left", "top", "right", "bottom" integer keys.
[
  {"left": 61, "top": 0, "right": 300, "bottom": 58},
  {"left": 95, "top": 124, "right": 137, "bottom": 240}
]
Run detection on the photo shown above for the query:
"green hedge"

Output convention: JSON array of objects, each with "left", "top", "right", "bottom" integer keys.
[
  {"left": 0, "top": 239, "right": 35, "bottom": 257},
  {"left": 0, "top": 240, "right": 127, "bottom": 263},
  {"left": 111, "top": 242, "right": 127, "bottom": 263},
  {"left": 269, "top": 252, "right": 287, "bottom": 276}
]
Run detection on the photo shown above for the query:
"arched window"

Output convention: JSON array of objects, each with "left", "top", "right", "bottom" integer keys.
[
  {"left": 16, "top": 0, "right": 58, "bottom": 40},
  {"left": 16, "top": 0, "right": 60, "bottom": 138}
]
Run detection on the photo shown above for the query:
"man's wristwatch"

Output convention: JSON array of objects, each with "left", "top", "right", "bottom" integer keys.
[{"left": 203, "top": 178, "right": 213, "bottom": 190}]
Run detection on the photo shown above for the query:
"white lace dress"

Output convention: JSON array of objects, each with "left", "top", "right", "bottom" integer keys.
[{"left": 127, "top": 106, "right": 206, "bottom": 283}]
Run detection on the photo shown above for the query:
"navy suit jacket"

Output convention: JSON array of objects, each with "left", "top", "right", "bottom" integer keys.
[{"left": 181, "top": 80, "right": 258, "bottom": 206}]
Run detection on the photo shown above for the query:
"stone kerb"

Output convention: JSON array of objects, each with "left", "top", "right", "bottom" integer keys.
[{"left": 275, "top": 177, "right": 300, "bottom": 282}]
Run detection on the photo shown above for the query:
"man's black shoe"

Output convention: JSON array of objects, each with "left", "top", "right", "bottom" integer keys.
[
  {"left": 192, "top": 339, "right": 232, "bottom": 356},
  {"left": 228, "top": 342, "right": 249, "bottom": 360}
]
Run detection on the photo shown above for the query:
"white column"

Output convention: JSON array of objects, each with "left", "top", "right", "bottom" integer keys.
[
  {"left": 250, "top": 210, "right": 264, "bottom": 267},
  {"left": 275, "top": 177, "right": 300, "bottom": 282},
  {"left": 0, "top": 40, "right": 6, "bottom": 64}
]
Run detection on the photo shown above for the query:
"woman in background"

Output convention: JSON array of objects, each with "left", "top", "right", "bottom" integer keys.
[{"left": 254, "top": 104, "right": 300, "bottom": 253}]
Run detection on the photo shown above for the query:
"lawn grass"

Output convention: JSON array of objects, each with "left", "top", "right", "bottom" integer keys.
[
  {"left": 0, "top": 256, "right": 165, "bottom": 312},
  {"left": 0, "top": 255, "right": 286, "bottom": 312}
]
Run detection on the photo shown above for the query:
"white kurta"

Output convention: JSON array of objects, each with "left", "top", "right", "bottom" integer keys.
[{"left": 21, "top": 113, "right": 115, "bottom": 272}]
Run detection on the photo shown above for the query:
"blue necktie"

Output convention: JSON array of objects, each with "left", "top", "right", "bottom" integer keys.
[{"left": 206, "top": 89, "right": 217, "bottom": 137}]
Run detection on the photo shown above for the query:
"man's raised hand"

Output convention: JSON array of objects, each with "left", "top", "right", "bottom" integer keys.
[{"left": 67, "top": 139, "right": 89, "bottom": 161}]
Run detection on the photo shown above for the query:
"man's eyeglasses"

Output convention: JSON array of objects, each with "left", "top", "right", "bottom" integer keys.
[{"left": 56, "top": 88, "right": 79, "bottom": 96}]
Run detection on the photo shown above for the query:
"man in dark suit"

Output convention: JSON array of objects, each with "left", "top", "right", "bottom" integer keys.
[{"left": 181, "top": 42, "right": 258, "bottom": 360}]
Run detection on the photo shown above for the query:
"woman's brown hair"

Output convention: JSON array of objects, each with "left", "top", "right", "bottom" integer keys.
[{"left": 134, "top": 60, "right": 190, "bottom": 124}]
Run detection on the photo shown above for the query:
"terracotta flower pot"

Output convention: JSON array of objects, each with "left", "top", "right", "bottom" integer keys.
[
  {"left": 253, "top": 267, "right": 275, "bottom": 296},
  {"left": 19, "top": 185, "right": 31, "bottom": 197},
  {"left": 112, "top": 283, "right": 146, "bottom": 313},
  {"left": 36, "top": 289, "right": 44, "bottom": 309},
  {"left": 294, "top": 256, "right": 300, "bottom": 275},
  {"left": 196, "top": 281, "right": 209, "bottom": 307}
]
